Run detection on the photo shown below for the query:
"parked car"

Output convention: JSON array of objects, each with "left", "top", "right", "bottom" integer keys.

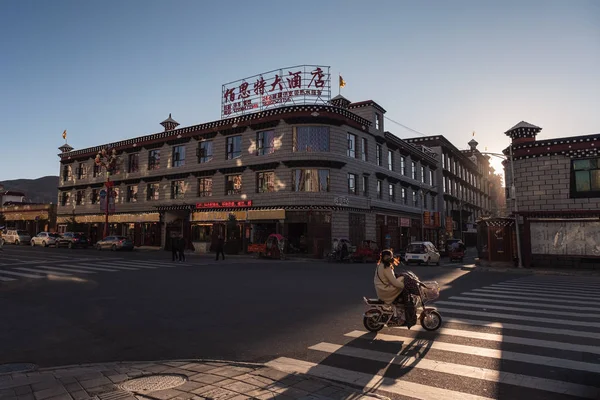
[
  {"left": 31, "top": 232, "right": 60, "bottom": 247},
  {"left": 95, "top": 236, "right": 134, "bottom": 251},
  {"left": 404, "top": 241, "right": 441, "bottom": 266},
  {"left": 56, "top": 232, "right": 90, "bottom": 249},
  {"left": 3, "top": 229, "right": 32, "bottom": 245}
]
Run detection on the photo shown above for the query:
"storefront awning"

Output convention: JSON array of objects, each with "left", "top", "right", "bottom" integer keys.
[{"left": 56, "top": 212, "right": 160, "bottom": 224}]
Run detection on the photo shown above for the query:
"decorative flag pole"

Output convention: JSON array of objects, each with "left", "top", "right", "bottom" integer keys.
[
  {"left": 339, "top": 74, "right": 346, "bottom": 95},
  {"left": 62, "top": 130, "right": 67, "bottom": 143}
]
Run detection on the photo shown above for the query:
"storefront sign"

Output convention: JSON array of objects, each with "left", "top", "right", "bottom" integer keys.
[
  {"left": 334, "top": 196, "right": 349, "bottom": 206},
  {"left": 221, "top": 65, "right": 331, "bottom": 118},
  {"left": 192, "top": 211, "right": 247, "bottom": 222},
  {"left": 247, "top": 209, "right": 285, "bottom": 220},
  {"left": 196, "top": 200, "right": 253, "bottom": 209},
  {"left": 400, "top": 218, "right": 411, "bottom": 227}
]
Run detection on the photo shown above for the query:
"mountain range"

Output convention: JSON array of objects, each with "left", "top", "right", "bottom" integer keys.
[{"left": 0, "top": 176, "right": 59, "bottom": 204}]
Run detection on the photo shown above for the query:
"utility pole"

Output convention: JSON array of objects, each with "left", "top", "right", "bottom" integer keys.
[{"left": 509, "top": 144, "right": 524, "bottom": 268}]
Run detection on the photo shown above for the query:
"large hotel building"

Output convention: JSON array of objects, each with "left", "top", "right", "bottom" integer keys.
[{"left": 56, "top": 68, "right": 497, "bottom": 255}]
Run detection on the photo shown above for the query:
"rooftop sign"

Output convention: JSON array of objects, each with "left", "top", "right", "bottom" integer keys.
[{"left": 221, "top": 65, "right": 331, "bottom": 118}]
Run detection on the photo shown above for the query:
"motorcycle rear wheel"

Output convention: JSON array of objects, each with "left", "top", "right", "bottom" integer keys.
[
  {"left": 420, "top": 310, "right": 442, "bottom": 331},
  {"left": 363, "top": 316, "right": 384, "bottom": 332}
]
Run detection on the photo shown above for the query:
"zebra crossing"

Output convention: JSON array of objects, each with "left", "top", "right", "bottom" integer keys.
[{"left": 266, "top": 275, "right": 600, "bottom": 400}]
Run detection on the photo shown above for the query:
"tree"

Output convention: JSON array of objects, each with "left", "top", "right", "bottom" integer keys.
[{"left": 225, "top": 213, "right": 240, "bottom": 254}]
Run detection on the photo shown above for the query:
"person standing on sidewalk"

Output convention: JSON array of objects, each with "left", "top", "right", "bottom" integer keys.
[
  {"left": 215, "top": 235, "right": 225, "bottom": 261},
  {"left": 171, "top": 234, "right": 180, "bottom": 262},
  {"left": 178, "top": 234, "right": 186, "bottom": 262}
]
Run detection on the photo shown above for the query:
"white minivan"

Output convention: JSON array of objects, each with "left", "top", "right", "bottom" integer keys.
[{"left": 404, "top": 241, "right": 441, "bottom": 266}]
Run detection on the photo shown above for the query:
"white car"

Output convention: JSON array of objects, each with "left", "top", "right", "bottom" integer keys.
[
  {"left": 404, "top": 241, "right": 441, "bottom": 266},
  {"left": 31, "top": 232, "right": 60, "bottom": 247}
]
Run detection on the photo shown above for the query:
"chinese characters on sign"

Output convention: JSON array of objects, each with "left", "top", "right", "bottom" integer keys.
[
  {"left": 196, "top": 200, "right": 253, "bottom": 209},
  {"left": 221, "top": 65, "right": 331, "bottom": 118}
]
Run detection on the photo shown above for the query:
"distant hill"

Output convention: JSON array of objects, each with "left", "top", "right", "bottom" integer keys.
[{"left": 0, "top": 176, "right": 59, "bottom": 204}]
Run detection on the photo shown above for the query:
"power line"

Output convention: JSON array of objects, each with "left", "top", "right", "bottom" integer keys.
[{"left": 384, "top": 116, "right": 429, "bottom": 137}]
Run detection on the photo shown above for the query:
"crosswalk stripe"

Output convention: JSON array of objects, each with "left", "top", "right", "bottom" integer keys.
[
  {"left": 35, "top": 265, "right": 97, "bottom": 274},
  {"left": 490, "top": 283, "right": 600, "bottom": 298},
  {"left": 461, "top": 290, "right": 600, "bottom": 306},
  {"left": 308, "top": 342, "right": 600, "bottom": 399},
  {"left": 266, "top": 357, "right": 489, "bottom": 400},
  {"left": 0, "top": 270, "right": 45, "bottom": 279},
  {"left": 400, "top": 324, "right": 600, "bottom": 354},
  {"left": 508, "top": 277, "right": 600, "bottom": 285},
  {"left": 435, "top": 300, "right": 600, "bottom": 319},
  {"left": 443, "top": 317, "right": 600, "bottom": 339},
  {"left": 58, "top": 264, "right": 119, "bottom": 272},
  {"left": 344, "top": 330, "right": 600, "bottom": 374},
  {"left": 448, "top": 295, "right": 600, "bottom": 312},
  {"left": 14, "top": 267, "right": 72, "bottom": 277},
  {"left": 92, "top": 263, "right": 139, "bottom": 270},
  {"left": 435, "top": 306, "right": 600, "bottom": 328},
  {"left": 495, "top": 281, "right": 600, "bottom": 292},
  {"left": 0, "top": 276, "right": 17, "bottom": 282},
  {"left": 504, "top": 278, "right": 600, "bottom": 287},
  {"left": 472, "top": 287, "right": 600, "bottom": 304},
  {"left": 105, "top": 262, "right": 157, "bottom": 269}
]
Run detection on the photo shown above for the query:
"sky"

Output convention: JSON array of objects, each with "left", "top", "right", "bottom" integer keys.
[{"left": 1, "top": 0, "right": 599, "bottom": 181}]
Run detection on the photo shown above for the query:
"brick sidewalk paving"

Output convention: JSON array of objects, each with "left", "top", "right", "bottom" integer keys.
[{"left": 0, "top": 360, "right": 386, "bottom": 400}]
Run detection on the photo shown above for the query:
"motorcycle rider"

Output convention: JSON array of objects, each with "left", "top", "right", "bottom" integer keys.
[{"left": 374, "top": 249, "right": 405, "bottom": 322}]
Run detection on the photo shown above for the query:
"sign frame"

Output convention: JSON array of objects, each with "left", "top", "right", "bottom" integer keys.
[{"left": 195, "top": 200, "right": 253, "bottom": 209}]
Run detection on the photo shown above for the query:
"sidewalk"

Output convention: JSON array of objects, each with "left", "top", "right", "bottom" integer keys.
[{"left": 0, "top": 360, "right": 386, "bottom": 400}]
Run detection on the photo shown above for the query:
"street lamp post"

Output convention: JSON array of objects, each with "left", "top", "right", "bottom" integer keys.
[{"left": 94, "top": 148, "right": 119, "bottom": 239}]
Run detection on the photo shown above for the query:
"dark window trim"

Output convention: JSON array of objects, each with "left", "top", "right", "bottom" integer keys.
[{"left": 570, "top": 158, "right": 600, "bottom": 198}]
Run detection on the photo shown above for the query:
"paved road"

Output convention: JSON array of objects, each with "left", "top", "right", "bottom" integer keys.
[{"left": 1, "top": 245, "right": 599, "bottom": 399}]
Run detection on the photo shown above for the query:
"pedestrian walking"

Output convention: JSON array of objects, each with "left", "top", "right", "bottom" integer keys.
[
  {"left": 171, "top": 234, "right": 180, "bottom": 262},
  {"left": 215, "top": 235, "right": 225, "bottom": 261},
  {"left": 178, "top": 234, "right": 186, "bottom": 262}
]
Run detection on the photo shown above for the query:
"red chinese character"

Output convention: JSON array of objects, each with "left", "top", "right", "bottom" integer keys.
[
  {"left": 254, "top": 77, "right": 267, "bottom": 95},
  {"left": 223, "top": 104, "right": 232, "bottom": 115},
  {"left": 270, "top": 74, "right": 283, "bottom": 92},
  {"left": 308, "top": 67, "right": 325, "bottom": 88},
  {"left": 287, "top": 71, "right": 302, "bottom": 89},
  {"left": 238, "top": 81, "right": 250, "bottom": 99},
  {"left": 224, "top": 88, "right": 235, "bottom": 103}
]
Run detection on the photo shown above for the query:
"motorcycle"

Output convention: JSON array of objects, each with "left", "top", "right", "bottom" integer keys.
[{"left": 362, "top": 270, "right": 442, "bottom": 332}]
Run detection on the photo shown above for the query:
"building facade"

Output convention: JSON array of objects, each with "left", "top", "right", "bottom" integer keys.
[
  {"left": 0, "top": 203, "right": 57, "bottom": 236},
  {"left": 405, "top": 136, "right": 500, "bottom": 247},
  {"left": 503, "top": 121, "right": 600, "bottom": 268},
  {"left": 56, "top": 96, "right": 441, "bottom": 256}
]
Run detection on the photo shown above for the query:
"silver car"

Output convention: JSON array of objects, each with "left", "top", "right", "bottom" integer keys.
[
  {"left": 31, "top": 232, "right": 60, "bottom": 247},
  {"left": 3, "top": 229, "right": 32, "bottom": 245}
]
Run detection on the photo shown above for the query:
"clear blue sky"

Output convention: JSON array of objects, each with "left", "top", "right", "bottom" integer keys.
[{"left": 1, "top": 0, "right": 598, "bottom": 181}]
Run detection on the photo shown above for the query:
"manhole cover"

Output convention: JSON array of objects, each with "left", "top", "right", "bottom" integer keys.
[
  {"left": 120, "top": 374, "right": 187, "bottom": 392},
  {"left": 0, "top": 363, "right": 38, "bottom": 375}
]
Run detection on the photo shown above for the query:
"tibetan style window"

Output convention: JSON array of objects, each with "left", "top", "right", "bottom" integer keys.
[
  {"left": 292, "top": 169, "right": 330, "bottom": 192},
  {"left": 377, "top": 180, "right": 382, "bottom": 199},
  {"left": 376, "top": 145, "right": 382, "bottom": 166},
  {"left": 362, "top": 176, "right": 369, "bottom": 196},
  {"left": 61, "top": 192, "right": 69, "bottom": 206},
  {"left": 148, "top": 150, "right": 160, "bottom": 170},
  {"left": 226, "top": 136, "right": 242, "bottom": 159},
  {"left": 387, "top": 150, "right": 394, "bottom": 171},
  {"left": 375, "top": 113, "right": 381, "bottom": 130},
  {"left": 226, "top": 174, "right": 242, "bottom": 195},
  {"left": 361, "top": 138, "right": 368, "bottom": 161},
  {"left": 402, "top": 188, "right": 408, "bottom": 205},
  {"left": 75, "top": 190, "right": 84, "bottom": 205},
  {"left": 172, "top": 145, "right": 185, "bottom": 167},
  {"left": 62, "top": 165, "right": 70, "bottom": 182},
  {"left": 91, "top": 189, "right": 99, "bottom": 205},
  {"left": 413, "top": 190, "right": 418, "bottom": 207},
  {"left": 113, "top": 187, "right": 120, "bottom": 204},
  {"left": 411, "top": 162, "right": 417, "bottom": 180},
  {"left": 76, "top": 163, "right": 86, "bottom": 179},
  {"left": 430, "top": 169, "right": 434, "bottom": 186},
  {"left": 127, "top": 185, "right": 138, "bottom": 203},
  {"left": 389, "top": 184, "right": 395, "bottom": 201},
  {"left": 198, "top": 177, "right": 213, "bottom": 197},
  {"left": 128, "top": 153, "right": 139, "bottom": 173},
  {"left": 197, "top": 141, "right": 213, "bottom": 163},
  {"left": 348, "top": 173, "right": 357, "bottom": 195},
  {"left": 347, "top": 133, "right": 356, "bottom": 158},
  {"left": 421, "top": 166, "right": 426, "bottom": 183},
  {"left": 171, "top": 180, "right": 185, "bottom": 199},
  {"left": 147, "top": 183, "right": 159, "bottom": 201},
  {"left": 257, "top": 131, "right": 275, "bottom": 156},
  {"left": 257, "top": 171, "right": 276, "bottom": 193},
  {"left": 571, "top": 158, "right": 600, "bottom": 197},
  {"left": 93, "top": 164, "right": 101, "bottom": 178},
  {"left": 293, "top": 126, "right": 329, "bottom": 152},
  {"left": 400, "top": 156, "right": 406, "bottom": 175}
]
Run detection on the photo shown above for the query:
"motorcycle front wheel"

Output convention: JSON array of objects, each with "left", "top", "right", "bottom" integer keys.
[
  {"left": 420, "top": 310, "right": 442, "bottom": 331},
  {"left": 363, "top": 315, "right": 385, "bottom": 332}
]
